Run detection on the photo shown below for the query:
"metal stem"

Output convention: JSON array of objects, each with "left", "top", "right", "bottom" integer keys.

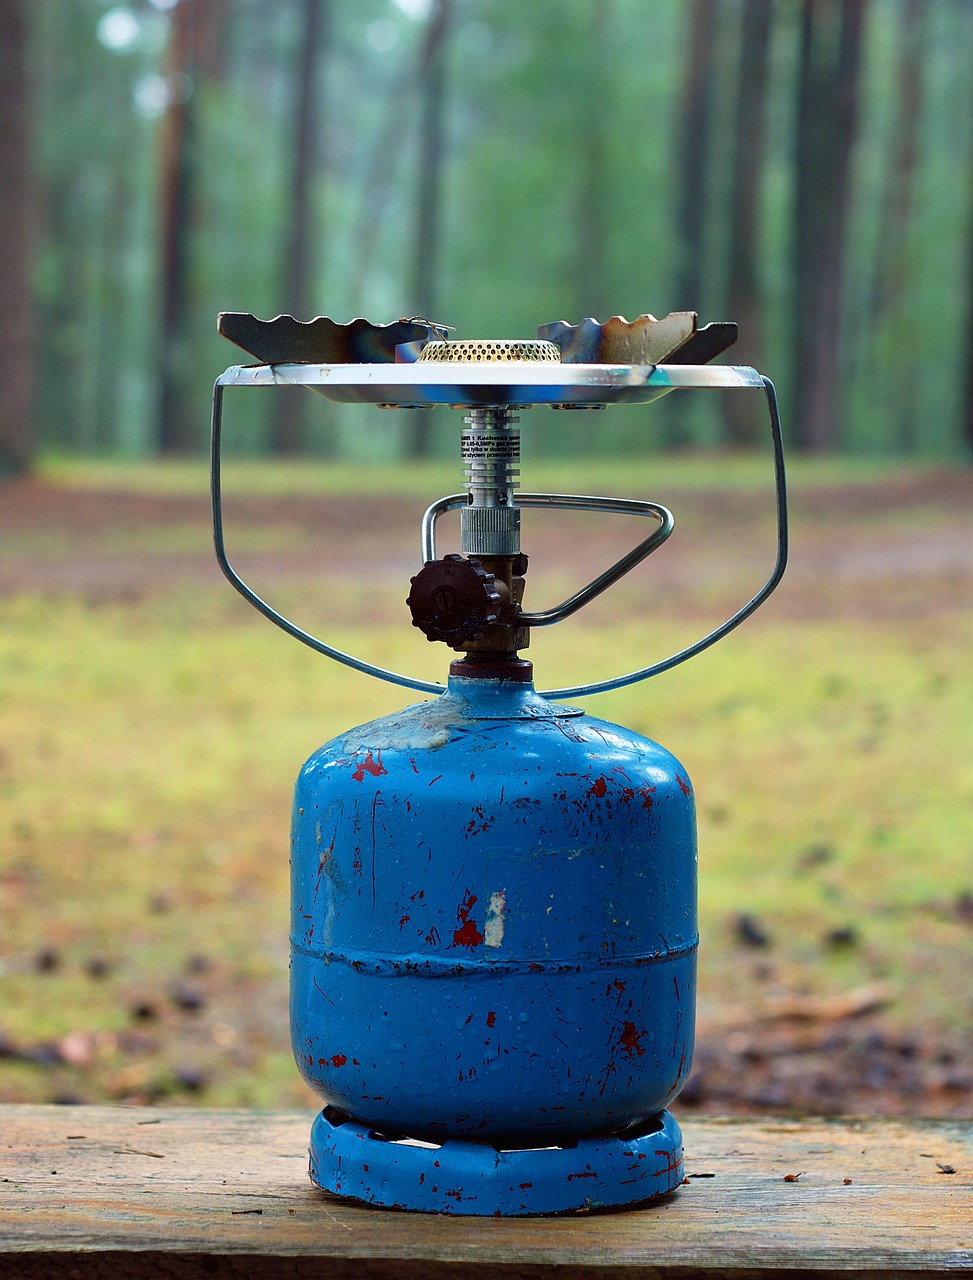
[{"left": 461, "top": 408, "right": 521, "bottom": 557}]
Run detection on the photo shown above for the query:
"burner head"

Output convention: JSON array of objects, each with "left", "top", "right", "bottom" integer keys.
[{"left": 419, "top": 339, "right": 560, "bottom": 363}]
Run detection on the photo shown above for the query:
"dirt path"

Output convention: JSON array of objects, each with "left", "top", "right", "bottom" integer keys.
[{"left": 2, "top": 471, "right": 971, "bottom": 619}]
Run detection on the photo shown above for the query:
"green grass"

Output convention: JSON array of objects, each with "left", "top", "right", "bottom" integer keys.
[
  {"left": 1, "top": 583, "right": 971, "bottom": 1106},
  {"left": 39, "top": 450, "right": 923, "bottom": 499},
  {"left": 1, "top": 456, "right": 971, "bottom": 1107}
]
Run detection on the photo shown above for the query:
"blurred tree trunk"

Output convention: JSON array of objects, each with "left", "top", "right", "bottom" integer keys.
[
  {"left": 792, "top": 0, "right": 867, "bottom": 453},
  {"left": 0, "top": 0, "right": 33, "bottom": 476},
  {"left": 967, "top": 61, "right": 973, "bottom": 460},
  {"left": 667, "top": 0, "right": 715, "bottom": 447},
  {"left": 157, "top": 0, "right": 224, "bottom": 454},
  {"left": 272, "top": 0, "right": 331, "bottom": 456},
  {"left": 872, "top": 0, "right": 924, "bottom": 452},
  {"left": 408, "top": 0, "right": 452, "bottom": 460},
  {"left": 674, "top": 0, "right": 716, "bottom": 313},
  {"left": 576, "top": 1, "right": 611, "bottom": 319},
  {"left": 725, "top": 0, "right": 772, "bottom": 446},
  {"left": 350, "top": 61, "right": 412, "bottom": 300}
]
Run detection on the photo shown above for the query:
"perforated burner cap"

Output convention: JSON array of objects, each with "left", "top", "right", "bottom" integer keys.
[{"left": 419, "top": 339, "right": 561, "bottom": 363}]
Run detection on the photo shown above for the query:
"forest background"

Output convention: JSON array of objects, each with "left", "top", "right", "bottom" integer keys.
[
  {"left": 2, "top": 0, "right": 973, "bottom": 470},
  {"left": 1, "top": 1, "right": 972, "bottom": 1116}
]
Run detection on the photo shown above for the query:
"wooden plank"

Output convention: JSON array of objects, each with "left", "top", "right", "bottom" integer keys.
[{"left": 0, "top": 1106, "right": 971, "bottom": 1278}]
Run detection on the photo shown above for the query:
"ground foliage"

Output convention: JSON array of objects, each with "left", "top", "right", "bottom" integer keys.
[{"left": 0, "top": 456, "right": 971, "bottom": 1118}]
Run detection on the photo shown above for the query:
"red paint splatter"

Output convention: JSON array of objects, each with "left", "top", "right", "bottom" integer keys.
[
  {"left": 656, "top": 1147, "right": 682, "bottom": 1176},
  {"left": 529, "top": 963, "right": 543, "bottom": 972},
  {"left": 519, "top": 1181, "right": 533, "bottom": 1189},
  {"left": 399, "top": 915, "right": 411, "bottom": 929},
  {"left": 676, "top": 774, "right": 692, "bottom": 797},
  {"left": 486, "top": 1011, "right": 496, "bottom": 1028},
  {"left": 619, "top": 1022, "right": 646, "bottom": 1058},
  {"left": 638, "top": 787, "right": 655, "bottom": 811},
  {"left": 331, "top": 1053, "right": 347, "bottom": 1067},
  {"left": 351, "top": 750, "right": 387, "bottom": 782},
  {"left": 587, "top": 776, "right": 608, "bottom": 798},
  {"left": 451, "top": 890, "right": 484, "bottom": 949}
]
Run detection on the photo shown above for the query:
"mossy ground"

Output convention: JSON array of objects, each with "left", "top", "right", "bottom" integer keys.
[{"left": 1, "top": 457, "right": 971, "bottom": 1113}]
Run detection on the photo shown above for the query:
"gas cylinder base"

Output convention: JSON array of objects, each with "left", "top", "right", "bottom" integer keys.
[{"left": 308, "top": 1107, "right": 683, "bottom": 1216}]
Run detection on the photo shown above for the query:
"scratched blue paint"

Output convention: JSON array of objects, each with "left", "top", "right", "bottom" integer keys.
[
  {"left": 290, "top": 674, "right": 696, "bottom": 1211},
  {"left": 310, "top": 1106, "right": 684, "bottom": 1216}
]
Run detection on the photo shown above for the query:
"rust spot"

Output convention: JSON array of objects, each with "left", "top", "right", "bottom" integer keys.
[
  {"left": 619, "top": 1022, "right": 646, "bottom": 1058},
  {"left": 676, "top": 774, "right": 692, "bottom": 797},
  {"left": 351, "top": 750, "right": 387, "bottom": 782},
  {"left": 451, "top": 890, "right": 484, "bottom": 949},
  {"left": 519, "top": 1181, "right": 533, "bottom": 1189},
  {"left": 587, "top": 777, "right": 608, "bottom": 798},
  {"left": 486, "top": 1011, "right": 496, "bottom": 1028},
  {"left": 331, "top": 1053, "right": 347, "bottom": 1068},
  {"left": 399, "top": 915, "right": 411, "bottom": 929}
]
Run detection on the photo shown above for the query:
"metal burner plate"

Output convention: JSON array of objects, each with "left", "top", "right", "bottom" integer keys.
[{"left": 216, "top": 362, "right": 764, "bottom": 408}]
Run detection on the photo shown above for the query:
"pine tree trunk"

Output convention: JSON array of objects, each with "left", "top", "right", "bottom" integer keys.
[
  {"left": 157, "top": 0, "right": 224, "bottom": 454},
  {"left": 157, "top": 0, "right": 200, "bottom": 454},
  {"left": 674, "top": 0, "right": 716, "bottom": 312},
  {"left": 576, "top": 1, "right": 611, "bottom": 319},
  {"left": 871, "top": 0, "right": 924, "bottom": 452},
  {"left": 725, "top": 0, "right": 772, "bottom": 446},
  {"left": 272, "top": 0, "right": 330, "bottom": 456},
  {"left": 0, "top": 0, "right": 33, "bottom": 476},
  {"left": 792, "top": 0, "right": 867, "bottom": 453},
  {"left": 408, "top": 0, "right": 451, "bottom": 460}
]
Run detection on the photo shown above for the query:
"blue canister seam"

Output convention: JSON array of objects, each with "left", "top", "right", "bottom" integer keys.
[{"left": 290, "top": 938, "right": 698, "bottom": 977}]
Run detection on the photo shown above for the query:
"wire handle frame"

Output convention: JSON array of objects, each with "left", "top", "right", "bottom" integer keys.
[{"left": 210, "top": 375, "right": 787, "bottom": 700}]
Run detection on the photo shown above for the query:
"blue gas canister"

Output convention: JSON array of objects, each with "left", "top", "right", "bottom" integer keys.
[{"left": 211, "top": 314, "right": 787, "bottom": 1214}]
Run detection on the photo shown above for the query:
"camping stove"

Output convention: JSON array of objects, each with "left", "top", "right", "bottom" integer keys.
[{"left": 211, "top": 311, "right": 788, "bottom": 1214}]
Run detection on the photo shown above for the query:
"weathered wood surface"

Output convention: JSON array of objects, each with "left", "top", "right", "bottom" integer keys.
[{"left": 0, "top": 1106, "right": 971, "bottom": 1278}]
